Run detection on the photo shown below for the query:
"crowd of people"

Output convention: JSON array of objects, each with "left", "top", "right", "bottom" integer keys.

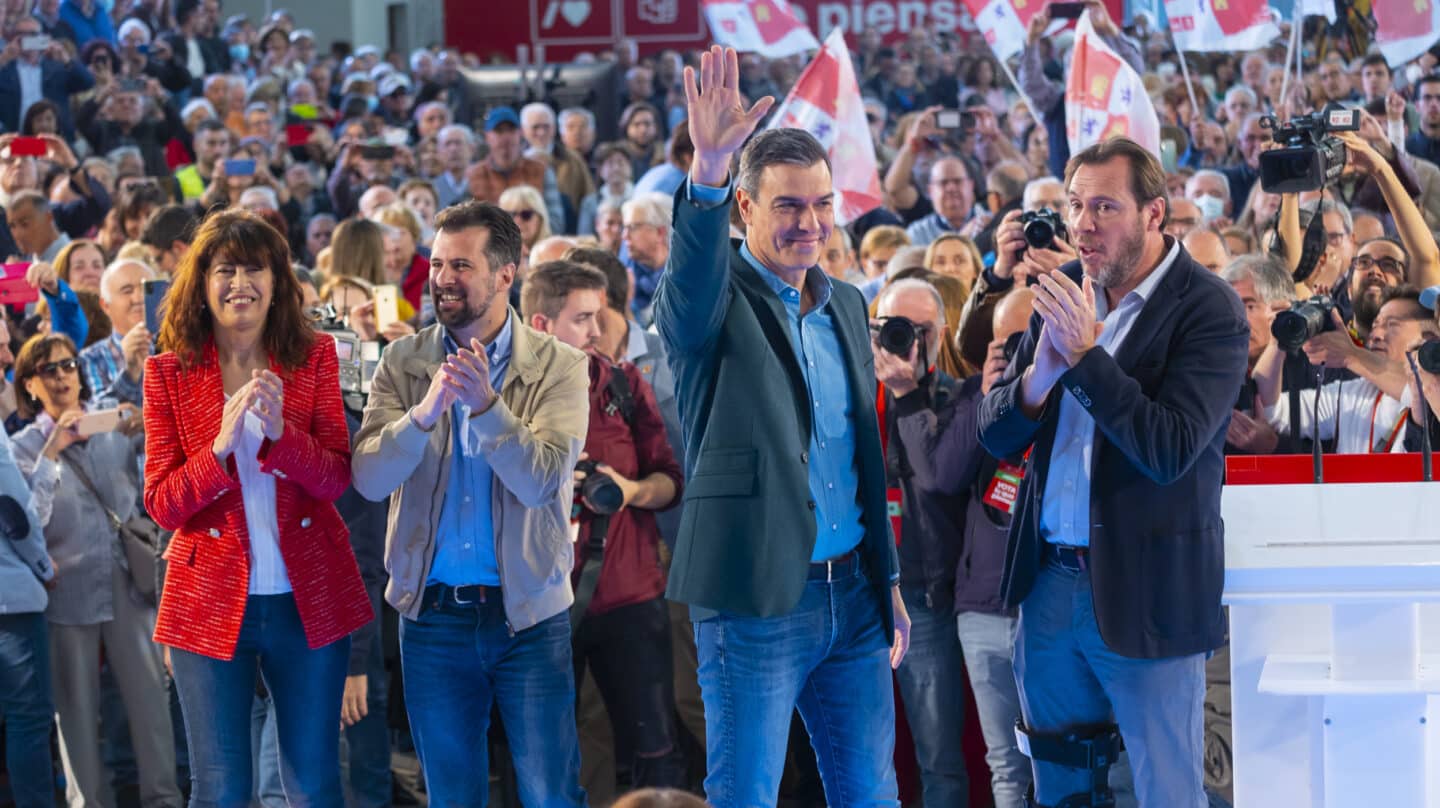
[{"left": 0, "top": 0, "right": 1437, "bottom": 807}]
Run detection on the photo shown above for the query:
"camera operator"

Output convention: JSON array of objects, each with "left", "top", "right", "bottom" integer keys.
[
  {"left": 1253, "top": 285, "right": 1434, "bottom": 453},
  {"left": 521, "top": 259, "right": 687, "bottom": 789},
  {"left": 1400, "top": 286, "right": 1440, "bottom": 451},
  {"left": 956, "top": 177, "right": 1076, "bottom": 370},
  {"left": 871, "top": 278, "right": 969, "bottom": 806}
]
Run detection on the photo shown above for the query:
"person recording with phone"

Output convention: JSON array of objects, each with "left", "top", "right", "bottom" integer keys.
[
  {"left": 0, "top": 16, "right": 93, "bottom": 141},
  {"left": 79, "top": 258, "right": 156, "bottom": 407},
  {"left": 9, "top": 332, "right": 179, "bottom": 808},
  {"left": 142, "top": 210, "right": 372, "bottom": 804}
]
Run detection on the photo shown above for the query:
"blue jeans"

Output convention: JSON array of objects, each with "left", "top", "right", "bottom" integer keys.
[
  {"left": 694, "top": 564, "right": 898, "bottom": 808},
  {"left": 893, "top": 587, "right": 969, "bottom": 808},
  {"left": 955, "top": 611, "right": 1030, "bottom": 808},
  {"left": 0, "top": 612, "right": 55, "bottom": 808},
  {"left": 399, "top": 596, "right": 584, "bottom": 808},
  {"left": 1014, "top": 562, "right": 1206, "bottom": 808},
  {"left": 170, "top": 594, "right": 350, "bottom": 808}
]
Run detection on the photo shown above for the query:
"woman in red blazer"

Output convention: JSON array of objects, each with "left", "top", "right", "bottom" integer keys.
[{"left": 143, "top": 209, "right": 371, "bottom": 806}]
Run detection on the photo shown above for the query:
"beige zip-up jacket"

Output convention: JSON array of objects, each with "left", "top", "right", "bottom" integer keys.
[{"left": 352, "top": 311, "right": 589, "bottom": 629}]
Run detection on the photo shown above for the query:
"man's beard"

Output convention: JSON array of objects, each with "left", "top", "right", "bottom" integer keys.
[
  {"left": 1352, "top": 283, "right": 1386, "bottom": 332},
  {"left": 1091, "top": 218, "right": 1148, "bottom": 290},
  {"left": 435, "top": 274, "right": 499, "bottom": 331}
]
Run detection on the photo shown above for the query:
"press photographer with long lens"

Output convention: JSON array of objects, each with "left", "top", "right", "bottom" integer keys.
[
  {"left": 977, "top": 137, "right": 1249, "bottom": 808},
  {"left": 520, "top": 259, "right": 687, "bottom": 790}
]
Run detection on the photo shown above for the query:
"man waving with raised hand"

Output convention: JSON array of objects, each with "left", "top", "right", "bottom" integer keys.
[{"left": 654, "top": 45, "right": 909, "bottom": 808}]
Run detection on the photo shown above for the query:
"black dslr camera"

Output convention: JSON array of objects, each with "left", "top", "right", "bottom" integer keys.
[
  {"left": 1271, "top": 294, "right": 1338, "bottom": 352},
  {"left": 1019, "top": 208, "right": 1067, "bottom": 250},
  {"left": 1419, "top": 340, "right": 1440, "bottom": 374},
  {"left": 875, "top": 316, "right": 921, "bottom": 357},
  {"left": 1258, "top": 104, "right": 1360, "bottom": 194},
  {"left": 574, "top": 460, "right": 624, "bottom": 515}
]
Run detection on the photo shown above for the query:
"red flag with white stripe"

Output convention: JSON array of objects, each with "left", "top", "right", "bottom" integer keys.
[
  {"left": 701, "top": 0, "right": 819, "bottom": 60},
  {"left": 960, "top": 0, "right": 1033, "bottom": 60},
  {"left": 767, "top": 28, "right": 882, "bottom": 224},
  {"left": 1375, "top": 0, "right": 1440, "bottom": 68},
  {"left": 1065, "top": 14, "right": 1161, "bottom": 158},
  {"left": 1164, "top": 0, "right": 1280, "bottom": 52}
]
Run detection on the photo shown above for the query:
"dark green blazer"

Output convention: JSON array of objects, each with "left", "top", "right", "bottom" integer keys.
[{"left": 653, "top": 184, "right": 898, "bottom": 635}]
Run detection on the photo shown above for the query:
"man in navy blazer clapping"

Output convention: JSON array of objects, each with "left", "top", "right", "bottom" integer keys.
[{"left": 978, "top": 137, "right": 1250, "bottom": 808}]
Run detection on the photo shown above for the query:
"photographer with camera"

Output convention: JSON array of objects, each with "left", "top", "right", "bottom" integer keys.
[
  {"left": 521, "top": 259, "right": 687, "bottom": 790},
  {"left": 1253, "top": 283, "right": 1435, "bottom": 453},
  {"left": 871, "top": 278, "right": 970, "bottom": 806},
  {"left": 956, "top": 176, "right": 1075, "bottom": 371},
  {"left": 1401, "top": 286, "right": 1440, "bottom": 452}
]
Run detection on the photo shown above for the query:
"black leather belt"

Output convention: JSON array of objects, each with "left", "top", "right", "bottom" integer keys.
[
  {"left": 1046, "top": 543, "right": 1089, "bottom": 572},
  {"left": 808, "top": 550, "right": 861, "bottom": 582},
  {"left": 421, "top": 582, "right": 500, "bottom": 612}
]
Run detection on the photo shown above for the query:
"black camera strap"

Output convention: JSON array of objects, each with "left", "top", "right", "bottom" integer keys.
[
  {"left": 571, "top": 364, "right": 636, "bottom": 630},
  {"left": 1292, "top": 203, "right": 1327, "bottom": 285}
]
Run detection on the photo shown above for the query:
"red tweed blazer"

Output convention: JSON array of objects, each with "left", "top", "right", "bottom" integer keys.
[{"left": 143, "top": 334, "right": 372, "bottom": 660}]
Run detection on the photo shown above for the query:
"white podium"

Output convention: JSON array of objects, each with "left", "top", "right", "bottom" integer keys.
[{"left": 1223, "top": 481, "right": 1440, "bottom": 808}]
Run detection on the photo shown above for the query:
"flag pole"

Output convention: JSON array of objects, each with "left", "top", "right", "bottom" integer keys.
[
  {"left": 1279, "top": 12, "right": 1300, "bottom": 112},
  {"left": 998, "top": 56, "right": 1041, "bottom": 129},
  {"left": 1172, "top": 40, "right": 1202, "bottom": 125}
]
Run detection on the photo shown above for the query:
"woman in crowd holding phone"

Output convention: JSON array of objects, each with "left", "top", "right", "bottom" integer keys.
[
  {"left": 9, "top": 332, "right": 180, "bottom": 807},
  {"left": 142, "top": 210, "right": 370, "bottom": 804}
]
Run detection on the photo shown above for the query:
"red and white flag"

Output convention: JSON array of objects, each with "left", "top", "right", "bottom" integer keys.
[
  {"left": 959, "top": 0, "right": 1041, "bottom": 61},
  {"left": 1065, "top": 14, "right": 1161, "bottom": 159},
  {"left": 701, "top": 0, "right": 819, "bottom": 60},
  {"left": 1375, "top": 0, "right": 1440, "bottom": 68},
  {"left": 767, "top": 28, "right": 882, "bottom": 224},
  {"left": 1164, "top": 0, "right": 1280, "bottom": 52}
]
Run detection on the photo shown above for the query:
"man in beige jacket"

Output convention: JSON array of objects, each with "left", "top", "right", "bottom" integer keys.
[{"left": 352, "top": 200, "right": 589, "bottom": 806}]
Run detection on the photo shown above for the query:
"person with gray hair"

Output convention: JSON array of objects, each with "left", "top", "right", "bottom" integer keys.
[
  {"left": 559, "top": 107, "right": 597, "bottom": 157},
  {"left": 1222, "top": 254, "right": 1298, "bottom": 458},
  {"left": 654, "top": 46, "right": 908, "bottom": 807},
  {"left": 79, "top": 258, "right": 155, "bottom": 406},
  {"left": 432, "top": 123, "right": 476, "bottom": 208},
  {"left": 1185, "top": 169, "right": 1232, "bottom": 224},
  {"left": 621, "top": 191, "right": 672, "bottom": 323},
  {"left": 523, "top": 102, "right": 596, "bottom": 227}
]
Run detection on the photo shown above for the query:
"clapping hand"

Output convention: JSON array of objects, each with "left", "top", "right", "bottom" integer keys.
[
  {"left": 1032, "top": 271, "right": 1103, "bottom": 367},
  {"left": 439, "top": 339, "right": 497, "bottom": 414},
  {"left": 684, "top": 45, "right": 774, "bottom": 186},
  {"left": 248, "top": 370, "right": 284, "bottom": 441}
]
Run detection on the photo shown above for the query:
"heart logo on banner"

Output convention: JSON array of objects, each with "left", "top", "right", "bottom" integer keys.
[{"left": 560, "top": 0, "right": 591, "bottom": 27}]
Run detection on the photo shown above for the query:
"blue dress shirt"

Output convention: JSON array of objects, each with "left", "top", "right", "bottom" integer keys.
[
  {"left": 427, "top": 315, "right": 514, "bottom": 586},
  {"left": 688, "top": 179, "right": 866, "bottom": 561},
  {"left": 1040, "top": 240, "right": 1181, "bottom": 547}
]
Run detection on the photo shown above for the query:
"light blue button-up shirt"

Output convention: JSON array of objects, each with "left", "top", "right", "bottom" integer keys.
[
  {"left": 1040, "top": 239, "right": 1180, "bottom": 547},
  {"left": 427, "top": 315, "right": 514, "bottom": 586},
  {"left": 689, "top": 177, "right": 865, "bottom": 561}
]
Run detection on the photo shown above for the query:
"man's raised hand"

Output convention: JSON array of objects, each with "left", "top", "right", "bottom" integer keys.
[{"left": 684, "top": 45, "right": 774, "bottom": 187}]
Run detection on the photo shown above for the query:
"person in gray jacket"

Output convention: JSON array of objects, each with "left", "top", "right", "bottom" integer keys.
[
  {"left": 0, "top": 423, "right": 56, "bottom": 808},
  {"left": 10, "top": 332, "right": 180, "bottom": 808}
]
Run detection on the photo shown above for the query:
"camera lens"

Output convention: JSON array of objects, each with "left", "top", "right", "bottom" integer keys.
[
  {"left": 1023, "top": 218, "right": 1055, "bottom": 250},
  {"left": 1420, "top": 340, "right": 1440, "bottom": 375},
  {"left": 878, "top": 317, "right": 918, "bottom": 356},
  {"left": 576, "top": 460, "right": 624, "bottom": 515},
  {"left": 1271, "top": 297, "right": 1332, "bottom": 351}
]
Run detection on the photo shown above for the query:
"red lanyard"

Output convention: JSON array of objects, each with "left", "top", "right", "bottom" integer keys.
[{"left": 1367, "top": 391, "right": 1406, "bottom": 453}]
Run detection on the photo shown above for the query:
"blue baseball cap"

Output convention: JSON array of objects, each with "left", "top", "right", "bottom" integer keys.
[
  {"left": 484, "top": 106, "right": 520, "bottom": 132},
  {"left": 1422, "top": 285, "right": 1440, "bottom": 312}
]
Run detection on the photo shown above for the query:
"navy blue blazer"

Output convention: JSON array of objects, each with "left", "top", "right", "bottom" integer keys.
[
  {"left": 977, "top": 245, "right": 1249, "bottom": 659},
  {"left": 0, "top": 58, "right": 93, "bottom": 140},
  {"left": 654, "top": 184, "right": 898, "bottom": 635}
]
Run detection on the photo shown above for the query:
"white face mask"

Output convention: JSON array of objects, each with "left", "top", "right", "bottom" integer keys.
[{"left": 1194, "top": 193, "right": 1226, "bottom": 223}]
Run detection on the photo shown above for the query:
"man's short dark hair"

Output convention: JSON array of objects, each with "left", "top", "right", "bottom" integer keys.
[
  {"left": 1361, "top": 54, "right": 1391, "bottom": 75},
  {"left": 8, "top": 190, "right": 49, "bottom": 217},
  {"left": 1417, "top": 75, "right": 1440, "bottom": 97},
  {"left": 196, "top": 118, "right": 230, "bottom": 138},
  {"left": 434, "top": 200, "right": 522, "bottom": 272},
  {"left": 175, "top": 0, "right": 202, "bottom": 26},
  {"left": 564, "top": 246, "right": 628, "bottom": 312},
  {"left": 521, "top": 259, "right": 608, "bottom": 321},
  {"left": 1379, "top": 283, "right": 1424, "bottom": 314},
  {"left": 737, "top": 128, "right": 831, "bottom": 199},
  {"left": 1064, "top": 137, "right": 1170, "bottom": 228},
  {"left": 142, "top": 205, "right": 198, "bottom": 249}
]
